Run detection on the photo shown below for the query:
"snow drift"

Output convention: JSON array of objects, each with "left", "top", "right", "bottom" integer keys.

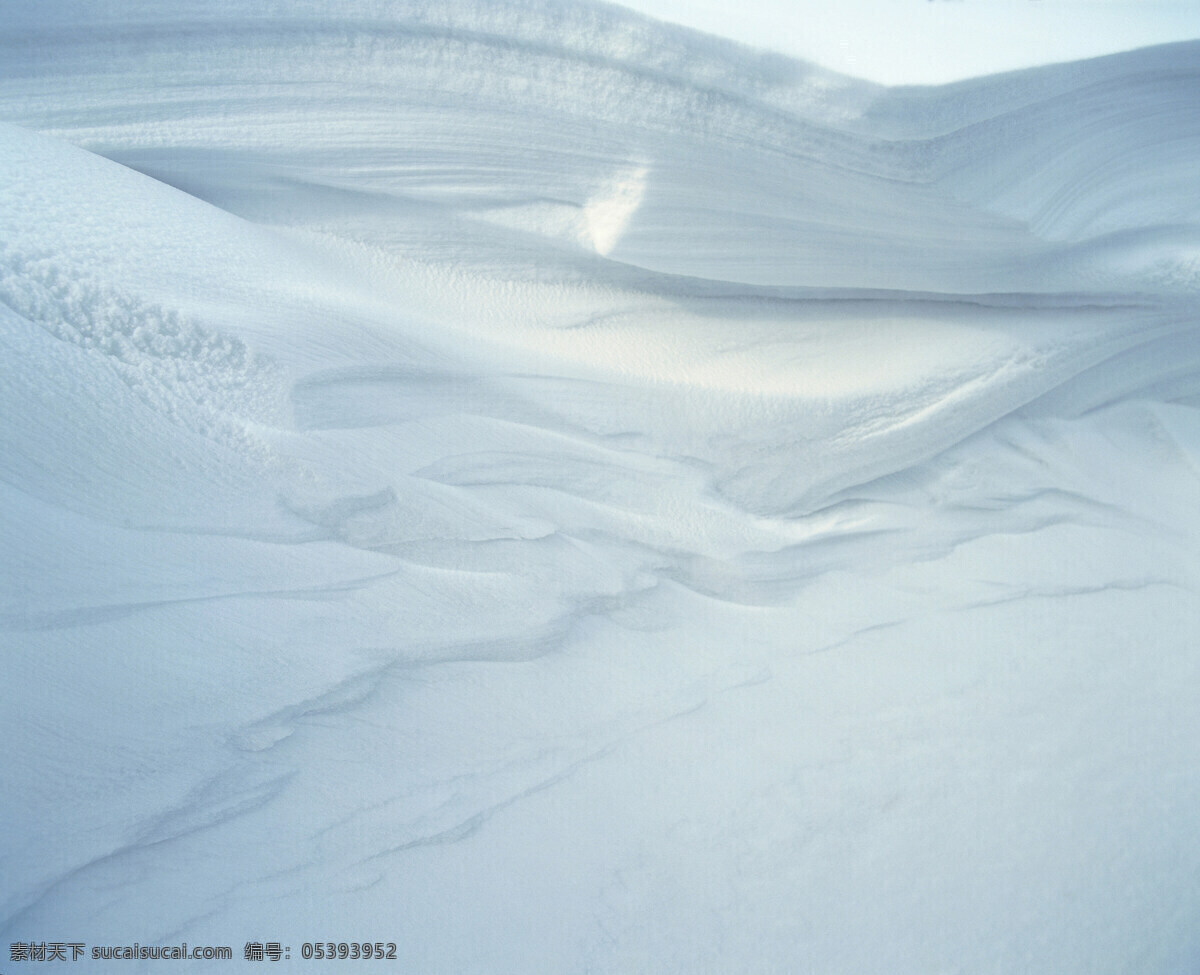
[{"left": 1, "top": 2, "right": 1199, "bottom": 972}]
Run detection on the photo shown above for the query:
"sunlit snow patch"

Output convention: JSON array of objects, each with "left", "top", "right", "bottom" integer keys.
[
  {"left": 578, "top": 164, "right": 648, "bottom": 255},
  {"left": 473, "top": 164, "right": 647, "bottom": 256}
]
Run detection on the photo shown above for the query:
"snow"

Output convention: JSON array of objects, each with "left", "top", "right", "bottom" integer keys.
[{"left": 1, "top": 2, "right": 1199, "bottom": 972}]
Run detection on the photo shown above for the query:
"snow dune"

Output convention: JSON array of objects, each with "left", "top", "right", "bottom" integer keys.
[{"left": 2, "top": 2, "right": 1199, "bottom": 971}]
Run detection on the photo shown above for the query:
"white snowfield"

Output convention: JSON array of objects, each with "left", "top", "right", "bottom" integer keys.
[{"left": 2, "top": 2, "right": 1199, "bottom": 971}]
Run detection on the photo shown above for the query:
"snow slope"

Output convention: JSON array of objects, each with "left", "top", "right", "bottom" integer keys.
[{"left": 2, "top": 3, "right": 1199, "bottom": 972}]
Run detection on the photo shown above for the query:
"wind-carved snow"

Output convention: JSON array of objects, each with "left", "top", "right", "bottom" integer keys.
[
  {"left": 580, "top": 164, "right": 648, "bottom": 254},
  {"left": 1, "top": 3, "right": 1199, "bottom": 973},
  {"left": 475, "top": 163, "right": 647, "bottom": 255}
]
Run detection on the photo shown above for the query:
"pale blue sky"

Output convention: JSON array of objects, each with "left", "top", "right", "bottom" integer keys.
[{"left": 618, "top": 0, "right": 1200, "bottom": 84}]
